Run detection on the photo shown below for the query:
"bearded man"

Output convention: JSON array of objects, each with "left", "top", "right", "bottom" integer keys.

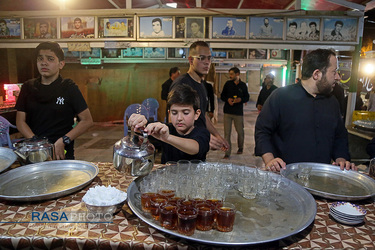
[{"left": 254, "top": 49, "right": 356, "bottom": 172}]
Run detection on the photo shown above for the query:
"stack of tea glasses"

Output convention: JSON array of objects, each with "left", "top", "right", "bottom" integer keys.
[{"left": 330, "top": 202, "right": 367, "bottom": 225}]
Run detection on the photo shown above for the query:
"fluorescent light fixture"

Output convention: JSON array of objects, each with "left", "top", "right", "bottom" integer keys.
[{"left": 166, "top": 3, "right": 177, "bottom": 8}]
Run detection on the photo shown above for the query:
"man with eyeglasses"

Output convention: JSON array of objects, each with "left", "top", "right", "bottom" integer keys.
[{"left": 171, "top": 41, "right": 229, "bottom": 151}]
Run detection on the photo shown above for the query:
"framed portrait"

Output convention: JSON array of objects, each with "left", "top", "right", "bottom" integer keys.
[
  {"left": 228, "top": 49, "right": 247, "bottom": 59},
  {"left": 61, "top": 16, "right": 95, "bottom": 38},
  {"left": 323, "top": 18, "right": 357, "bottom": 42},
  {"left": 62, "top": 48, "right": 80, "bottom": 63},
  {"left": 102, "top": 49, "right": 122, "bottom": 58},
  {"left": 24, "top": 18, "right": 57, "bottom": 39},
  {"left": 249, "top": 17, "right": 283, "bottom": 40},
  {"left": 168, "top": 48, "right": 187, "bottom": 58},
  {"left": 175, "top": 17, "right": 186, "bottom": 38},
  {"left": 211, "top": 50, "right": 227, "bottom": 58},
  {"left": 186, "top": 17, "right": 205, "bottom": 39},
  {"left": 122, "top": 47, "right": 143, "bottom": 58},
  {"left": 98, "top": 17, "right": 134, "bottom": 38},
  {"left": 81, "top": 48, "right": 101, "bottom": 58},
  {"left": 212, "top": 17, "right": 246, "bottom": 39},
  {"left": 249, "top": 49, "right": 267, "bottom": 59},
  {"left": 144, "top": 47, "right": 165, "bottom": 58},
  {"left": 0, "top": 18, "right": 21, "bottom": 39},
  {"left": 139, "top": 17, "right": 172, "bottom": 39},
  {"left": 286, "top": 18, "right": 321, "bottom": 41}
]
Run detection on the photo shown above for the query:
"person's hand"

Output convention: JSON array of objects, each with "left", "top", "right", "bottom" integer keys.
[
  {"left": 145, "top": 122, "right": 169, "bottom": 141},
  {"left": 265, "top": 157, "right": 286, "bottom": 172},
  {"left": 333, "top": 158, "right": 357, "bottom": 171},
  {"left": 209, "top": 134, "right": 229, "bottom": 151},
  {"left": 257, "top": 104, "right": 262, "bottom": 111},
  {"left": 207, "top": 111, "right": 214, "bottom": 119},
  {"left": 228, "top": 98, "right": 234, "bottom": 106},
  {"left": 234, "top": 97, "right": 241, "bottom": 103},
  {"left": 54, "top": 138, "right": 65, "bottom": 160},
  {"left": 128, "top": 114, "right": 147, "bottom": 132}
]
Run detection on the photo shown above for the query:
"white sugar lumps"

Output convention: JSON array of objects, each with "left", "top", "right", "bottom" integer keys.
[{"left": 82, "top": 185, "right": 127, "bottom": 206}]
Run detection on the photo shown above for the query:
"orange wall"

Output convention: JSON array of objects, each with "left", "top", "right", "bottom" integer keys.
[{"left": 61, "top": 63, "right": 189, "bottom": 122}]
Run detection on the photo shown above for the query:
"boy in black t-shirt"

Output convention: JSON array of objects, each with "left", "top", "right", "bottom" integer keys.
[
  {"left": 15, "top": 42, "right": 93, "bottom": 159},
  {"left": 128, "top": 84, "right": 210, "bottom": 163}
]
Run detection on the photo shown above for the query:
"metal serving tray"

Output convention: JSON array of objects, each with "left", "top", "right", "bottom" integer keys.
[
  {"left": 127, "top": 165, "right": 317, "bottom": 246},
  {"left": 0, "top": 160, "right": 99, "bottom": 202},
  {"left": 281, "top": 162, "right": 375, "bottom": 201},
  {"left": 0, "top": 147, "right": 17, "bottom": 173}
]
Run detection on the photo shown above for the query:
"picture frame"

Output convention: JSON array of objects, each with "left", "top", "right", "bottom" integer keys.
[
  {"left": 81, "top": 48, "right": 101, "bottom": 58},
  {"left": 212, "top": 17, "right": 246, "bottom": 39},
  {"left": 175, "top": 17, "right": 186, "bottom": 38},
  {"left": 62, "top": 48, "right": 80, "bottom": 63},
  {"left": 168, "top": 48, "right": 187, "bottom": 58},
  {"left": 249, "top": 17, "right": 283, "bottom": 40},
  {"left": 323, "top": 18, "right": 357, "bottom": 42},
  {"left": 270, "top": 49, "right": 287, "bottom": 59},
  {"left": 60, "top": 16, "right": 95, "bottom": 39},
  {"left": 144, "top": 47, "right": 165, "bottom": 58},
  {"left": 0, "top": 18, "right": 21, "bottom": 39},
  {"left": 102, "top": 48, "right": 122, "bottom": 58},
  {"left": 211, "top": 50, "right": 227, "bottom": 58},
  {"left": 98, "top": 17, "right": 134, "bottom": 38},
  {"left": 139, "top": 16, "right": 173, "bottom": 39},
  {"left": 24, "top": 18, "right": 57, "bottom": 39},
  {"left": 122, "top": 47, "right": 143, "bottom": 58},
  {"left": 249, "top": 49, "right": 267, "bottom": 59},
  {"left": 186, "top": 17, "right": 205, "bottom": 39},
  {"left": 286, "top": 18, "right": 321, "bottom": 41}
]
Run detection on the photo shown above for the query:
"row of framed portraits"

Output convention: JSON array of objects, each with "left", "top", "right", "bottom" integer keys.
[
  {"left": 63, "top": 47, "right": 287, "bottom": 63},
  {"left": 0, "top": 15, "right": 359, "bottom": 42}
]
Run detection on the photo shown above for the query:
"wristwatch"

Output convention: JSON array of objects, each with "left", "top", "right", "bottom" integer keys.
[{"left": 62, "top": 135, "right": 71, "bottom": 145}]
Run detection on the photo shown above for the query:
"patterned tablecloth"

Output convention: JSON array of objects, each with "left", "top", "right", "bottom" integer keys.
[{"left": 0, "top": 162, "right": 374, "bottom": 249}]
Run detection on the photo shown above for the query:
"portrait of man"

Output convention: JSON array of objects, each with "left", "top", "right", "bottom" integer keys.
[
  {"left": 323, "top": 18, "right": 357, "bottom": 42},
  {"left": 0, "top": 18, "right": 20, "bottom": 39},
  {"left": 123, "top": 47, "right": 143, "bottom": 58},
  {"left": 24, "top": 18, "right": 57, "bottom": 39},
  {"left": 222, "top": 19, "right": 235, "bottom": 36},
  {"left": 186, "top": 17, "right": 205, "bottom": 38},
  {"left": 151, "top": 18, "right": 165, "bottom": 37},
  {"left": 259, "top": 18, "right": 272, "bottom": 38},
  {"left": 0, "top": 19, "right": 10, "bottom": 36},
  {"left": 139, "top": 16, "right": 172, "bottom": 38},
  {"left": 175, "top": 17, "right": 185, "bottom": 38},
  {"left": 60, "top": 16, "right": 95, "bottom": 39},
  {"left": 212, "top": 17, "right": 246, "bottom": 39},
  {"left": 38, "top": 21, "right": 52, "bottom": 39},
  {"left": 286, "top": 21, "right": 298, "bottom": 40},
  {"left": 308, "top": 21, "right": 320, "bottom": 40},
  {"left": 249, "top": 17, "right": 283, "bottom": 40},
  {"left": 99, "top": 18, "right": 130, "bottom": 37}
]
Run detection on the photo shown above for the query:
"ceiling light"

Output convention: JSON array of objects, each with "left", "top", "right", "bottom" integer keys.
[{"left": 166, "top": 3, "right": 177, "bottom": 8}]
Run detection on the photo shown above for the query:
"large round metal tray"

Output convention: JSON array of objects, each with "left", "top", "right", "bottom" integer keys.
[
  {"left": 0, "top": 147, "right": 17, "bottom": 173},
  {"left": 0, "top": 160, "right": 99, "bottom": 202},
  {"left": 281, "top": 162, "right": 375, "bottom": 201},
  {"left": 127, "top": 165, "right": 316, "bottom": 246}
]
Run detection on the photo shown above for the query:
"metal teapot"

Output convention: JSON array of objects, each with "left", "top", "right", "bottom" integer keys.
[
  {"left": 113, "top": 129, "right": 155, "bottom": 177},
  {"left": 13, "top": 137, "right": 54, "bottom": 165}
]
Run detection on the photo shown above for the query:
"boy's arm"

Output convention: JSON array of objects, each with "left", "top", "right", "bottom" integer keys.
[{"left": 145, "top": 122, "right": 199, "bottom": 155}]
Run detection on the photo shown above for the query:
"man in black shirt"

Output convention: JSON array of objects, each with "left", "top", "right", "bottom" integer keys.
[
  {"left": 171, "top": 41, "right": 228, "bottom": 151},
  {"left": 255, "top": 49, "right": 356, "bottom": 172},
  {"left": 256, "top": 73, "right": 277, "bottom": 112},
  {"left": 161, "top": 67, "right": 180, "bottom": 122},
  {"left": 220, "top": 67, "right": 249, "bottom": 158}
]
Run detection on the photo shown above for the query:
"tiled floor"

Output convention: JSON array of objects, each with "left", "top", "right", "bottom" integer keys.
[{"left": 74, "top": 100, "right": 265, "bottom": 168}]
